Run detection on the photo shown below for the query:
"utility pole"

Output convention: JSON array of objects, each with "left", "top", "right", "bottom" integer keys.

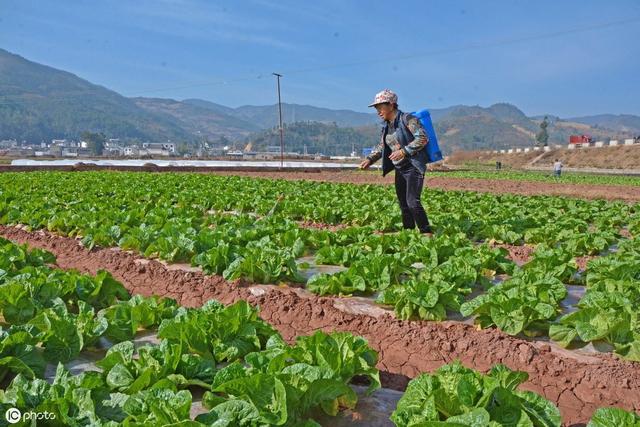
[{"left": 273, "top": 73, "right": 284, "bottom": 169}]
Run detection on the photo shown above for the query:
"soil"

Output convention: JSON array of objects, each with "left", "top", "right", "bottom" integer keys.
[
  {"left": 575, "top": 255, "right": 596, "bottom": 272},
  {"left": 490, "top": 242, "right": 536, "bottom": 265},
  {"left": 1, "top": 226, "right": 638, "bottom": 425},
  {"left": 296, "top": 220, "right": 350, "bottom": 232},
  {"left": 447, "top": 144, "right": 640, "bottom": 171}
]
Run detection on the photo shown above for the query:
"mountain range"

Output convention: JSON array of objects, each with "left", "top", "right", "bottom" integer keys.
[{"left": 1, "top": 48, "right": 637, "bottom": 155}]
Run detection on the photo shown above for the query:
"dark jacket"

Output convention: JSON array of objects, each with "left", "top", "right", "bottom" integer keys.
[{"left": 379, "top": 111, "right": 429, "bottom": 176}]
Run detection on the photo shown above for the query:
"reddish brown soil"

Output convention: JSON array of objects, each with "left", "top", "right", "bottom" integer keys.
[
  {"left": 297, "top": 220, "right": 350, "bottom": 232},
  {"left": 620, "top": 228, "right": 633, "bottom": 239},
  {"left": 447, "top": 145, "right": 640, "bottom": 170},
  {"left": 490, "top": 242, "right": 536, "bottom": 265},
  {"left": 210, "top": 170, "right": 640, "bottom": 202},
  {"left": 575, "top": 256, "right": 596, "bottom": 272},
  {"left": 2, "top": 225, "right": 639, "bottom": 426}
]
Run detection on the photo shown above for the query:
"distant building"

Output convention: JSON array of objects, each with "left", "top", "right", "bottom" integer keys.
[
  {"left": 104, "top": 139, "right": 124, "bottom": 155},
  {"left": 124, "top": 146, "right": 140, "bottom": 156},
  {"left": 142, "top": 142, "right": 175, "bottom": 156},
  {"left": 51, "top": 139, "right": 81, "bottom": 148},
  {"left": 0, "top": 139, "right": 17, "bottom": 149},
  {"left": 61, "top": 149, "right": 78, "bottom": 157},
  {"left": 227, "top": 150, "right": 243, "bottom": 158},
  {"left": 49, "top": 145, "right": 63, "bottom": 156},
  {"left": 104, "top": 146, "right": 124, "bottom": 156}
]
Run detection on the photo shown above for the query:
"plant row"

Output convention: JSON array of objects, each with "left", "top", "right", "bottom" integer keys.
[{"left": 434, "top": 169, "right": 640, "bottom": 187}]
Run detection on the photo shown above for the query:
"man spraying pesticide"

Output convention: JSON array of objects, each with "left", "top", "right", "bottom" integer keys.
[{"left": 359, "top": 89, "right": 442, "bottom": 235}]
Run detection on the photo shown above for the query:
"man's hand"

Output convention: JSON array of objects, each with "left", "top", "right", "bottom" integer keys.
[
  {"left": 389, "top": 149, "right": 406, "bottom": 162},
  {"left": 359, "top": 159, "right": 372, "bottom": 169}
]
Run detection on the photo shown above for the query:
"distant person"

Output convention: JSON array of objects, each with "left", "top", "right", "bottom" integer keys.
[
  {"left": 496, "top": 161, "right": 502, "bottom": 170},
  {"left": 553, "top": 159, "right": 563, "bottom": 178},
  {"left": 359, "top": 89, "right": 433, "bottom": 235}
]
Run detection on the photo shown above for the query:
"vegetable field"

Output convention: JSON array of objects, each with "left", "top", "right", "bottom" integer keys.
[
  {"left": 0, "top": 170, "right": 639, "bottom": 426},
  {"left": 427, "top": 170, "right": 640, "bottom": 187}
]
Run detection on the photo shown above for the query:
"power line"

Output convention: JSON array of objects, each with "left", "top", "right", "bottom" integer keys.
[{"left": 0, "top": 15, "right": 638, "bottom": 107}]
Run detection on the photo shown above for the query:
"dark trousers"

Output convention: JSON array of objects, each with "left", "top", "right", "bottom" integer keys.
[{"left": 394, "top": 163, "right": 431, "bottom": 233}]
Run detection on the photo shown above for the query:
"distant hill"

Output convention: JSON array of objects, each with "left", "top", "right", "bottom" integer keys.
[
  {"left": 0, "top": 48, "right": 637, "bottom": 153},
  {"left": 243, "top": 121, "right": 378, "bottom": 155},
  {"left": 430, "top": 103, "right": 539, "bottom": 152},
  {"left": 184, "top": 98, "right": 377, "bottom": 128},
  {"left": 0, "top": 48, "right": 193, "bottom": 143},
  {"left": 566, "top": 114, "right": 640, "bottom": 135},
  {"left": 219, "top": 103, "right": 378, "bottom": 129},
  {"left": 434, "top": 104, "right": 635, "bottom": 152},
  {"left": 133, "top": 97, "right": 260, "bottom": 140}
]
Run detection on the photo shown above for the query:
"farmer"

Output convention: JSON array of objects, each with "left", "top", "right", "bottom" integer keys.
[
  {"left": 553, "top": 159, "right": 563, "bottom": 178},
  {"left": 359, "top": 89, "right": 433, "bottom": 235}
]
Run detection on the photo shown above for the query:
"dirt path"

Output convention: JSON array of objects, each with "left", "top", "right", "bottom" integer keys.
[
  {"left": 208, "top": 170, "right": 640, "bottom": 202},
  {"left": 2, "top": 226, "right": 638, "bottom": 425}
]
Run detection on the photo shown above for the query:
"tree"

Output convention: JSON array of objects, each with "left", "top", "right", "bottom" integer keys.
[
  {"left": 536, "top": 116, "right": 549, "bottom": 147},
  {"left": 81, "top": 131, "right": 106, "bottom": 155},
  {"left": 176, "top": 142, "right": 191, "bottom": 156}
]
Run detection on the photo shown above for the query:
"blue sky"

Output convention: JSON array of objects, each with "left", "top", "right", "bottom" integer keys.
[{"left": 2, "top": 0, "right": 639, "bottom": 117}]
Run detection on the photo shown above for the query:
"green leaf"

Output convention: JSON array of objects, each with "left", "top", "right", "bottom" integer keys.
[
  {"left": 587, "top": 407, "right": 640, "bottom": 427},
  {"left": 196, "top": 399, "right": 261, "bottom": 426},
  {"left": 213, "top": 373, "right": 288, "bottom": 425},
  {"left": 106, "top": 363, "right": 135, "bottom": 389},
  {"left": 549, "top": 324, "right": 579, "bottom": 348},
  {"left": 446, "top": 407, "right": 491, "bottom": 427},
  {"left": 516, "top": 390, "right": 562, "bottom": 427}
]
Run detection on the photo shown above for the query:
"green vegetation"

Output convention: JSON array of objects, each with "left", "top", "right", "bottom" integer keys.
[
  {"left": 1, "top": 238, "right": 635, "bottom": 425},
  {"left": 243, "top": 121, "right": 376, "bottom": 156},
  {"left": 391, "top": 361, "right": 561, "bottom": 427},
  {"left": 0, "top": 171, "right": 639, "bottom": 360},
  {"left": 549, "top": 238, "right": 640, "bottom": 360},
  {"left": 1, "top": 171, "right": 639, "bottom": 423},
  {"left": 587, "top": 407, "right": 640, "bottom": 427},
  {"left": 430, "top": 169, "right": 640, "bottom": 187},
  {"left": 536, "top": 116, "right": 549, "bottom": 147},
  {"left": 0, "top": 238, "right": 380, "bottom": 425},
  {"left": 81, "top": 131, "right": 106, "bottom": 155}
]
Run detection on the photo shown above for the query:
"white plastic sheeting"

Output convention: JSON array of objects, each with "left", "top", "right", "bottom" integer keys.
[{"left": 11, "top": 158, "right": 362, "bottom": 168}]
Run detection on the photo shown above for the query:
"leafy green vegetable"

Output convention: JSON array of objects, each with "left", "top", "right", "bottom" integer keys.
[
  {"left": 99, "top": 295, "right": 177, "bottom": 342},
  {"left": 461, "top": 274, "right": 567, "bottom": 336},
  {"left": 587, "top": 407, "right": 640, "bottom": 427},
  {"left": 158, "top": 300, "right": 277, "bottom": 362},
  {"left": 390, "top": 361, "right": 561, "bottom": 427}
]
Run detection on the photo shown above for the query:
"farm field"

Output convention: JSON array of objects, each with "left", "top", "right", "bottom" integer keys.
[
  {"left": 0, "top": 170, "right": 639, "bottom": 426},
  {"left": 206, "top": 169, "right": 640, "bottom": 202},
  {"left": 431, "top": 170, "right": 640, "bottom": 187}
]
